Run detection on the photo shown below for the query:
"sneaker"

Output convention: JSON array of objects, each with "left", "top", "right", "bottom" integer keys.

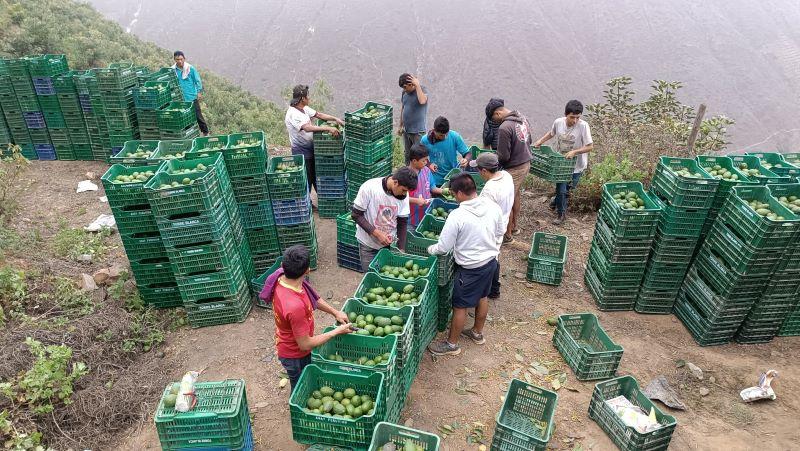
[
  {"left": 428, "top": 340, "right": 461, "bottom": 356},
  {"left": 461, "top": 329, "right": 486, "bottom": 345},
  {"left": 502, "top": 235, "right": 515, "bottom": 245},
  {"left": 552, "top": 214, "right": 566, "bottom": 225}
]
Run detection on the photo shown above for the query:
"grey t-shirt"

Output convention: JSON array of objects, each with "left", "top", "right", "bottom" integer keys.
[{"left": 401, "top": 86, "right": 428, "bottom": 134}]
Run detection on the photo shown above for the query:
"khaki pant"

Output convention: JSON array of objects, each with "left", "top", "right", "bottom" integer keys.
[
  {"left": 505, "top": 161, "right": 530, "bottom": 239},
  {"left": 403, "top": 132, "right": 425, "bottom": 164}
]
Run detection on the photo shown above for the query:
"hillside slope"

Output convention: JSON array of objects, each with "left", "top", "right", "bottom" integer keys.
[{"left": 0, "top": 0, "right": 289, "bottom": 145}]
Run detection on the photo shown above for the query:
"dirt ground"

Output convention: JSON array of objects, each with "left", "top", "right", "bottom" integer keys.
[{"left": 10, "top": 161, "right": 800, "bottom": 451}]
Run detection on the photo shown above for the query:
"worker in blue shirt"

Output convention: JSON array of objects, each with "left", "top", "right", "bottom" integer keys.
[
  {"left": 172, "top": 50, "right": 209, "bottom": 136},
  {"left": 420, "top": 116, "right": 472, "bottom": 187}
]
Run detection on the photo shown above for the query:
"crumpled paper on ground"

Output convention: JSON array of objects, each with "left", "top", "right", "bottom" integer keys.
[
  {"left": 77, "top": 180, "right": 98, "bottom": 193},
  {"left": 643, "top": 376, "right": 686, "bottom": 410},
  {"left": 741, "top": 370, "right": 778, "bottom": 402},
  {"left": 84, "top": 214, "right": 116, "bottom": 232}
]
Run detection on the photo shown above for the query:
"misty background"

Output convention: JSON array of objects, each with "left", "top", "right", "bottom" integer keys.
[{"left": 88, "top": 0, "right": 800, "bottom": 150}]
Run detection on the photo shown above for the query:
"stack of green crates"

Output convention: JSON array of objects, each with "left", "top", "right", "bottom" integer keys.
[
  {"left": 728, "top": 154, "right": 790, "bottom": 186},
  {"left": 778, "top": 246, "right": 800, "bottom": 337},
  {"left": 344, "top": 103, "right": 393, "bottom": 203},
  {"left": 735, "top": 183, "right": 800, "bottom": 343},
  {"left": 0, "top": 101, "right": 11, "bottom": 154},
  {"left": 675, "top": 185, "right": 799, "bottom": 346},
  {"left": 268, "top": 153, "right": 318, "bottom": 270},
  {"left": 636, "top": 157, "right": 719, "bottom": 314},
  {"left": 10, "top": 57, "right": 53, "bottom": 158},
  {"left": 73, "top": 71, "right": 108, "bottom": 161},
  {"left": 144, "top": 152, "right": 254, "bottom": 327},
  {"left": 134, "top": 81, "right": 171, "bottom": 139},
  {"left": 96, "top": 63, "right": 139, "bottom": 155},
  {"left": 336, "top": 212, "right": 362, "bottom": 272},
  {"left": 696, "top": 155, "right": 758, "bottom": 236},
  {"left": 0, "top": 58, "right": 35, "bottom": 159},
  {"left": 158, "top": 100, "right": 199, "bottom": 140},
  {"left": 101, "top": 162, "right": 181, "bottom": 308},
  {"left": 155, "top": 379, "right": 253, "bottom": 451},
  {"left": 313, "top": 119, "right": 348, "bottom": 218},
  {"left": 53, "top": 71, "right": 93, "bottom": 160},
  {"left": 147, "top": 67, "right": 184, "bottom": 102},
  {"left": 224, "top": 132, "right": 280, "bottom": 273},
  {"left": 585, "top": 182, "right": 661, "bottom": 311},
  {"left": 30, "top": 55, "right": 71, "bottom": 160}
]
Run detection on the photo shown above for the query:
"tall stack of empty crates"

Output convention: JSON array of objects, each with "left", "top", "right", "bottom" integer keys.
[
  {"left": 53, "top": 71, "right": 93, "bottom": 160},
  {"left": 29, "top": 55, "right": 70, "bottom": 160},
  {"left": 8, "top": 57, "right": 52, "bottom": 160},
  {"left": 0, "top": 60, "right": 17, "bottom": 156},
  {"left": 676, "top": 184, "right": 799, "bottom": 346},
  {"left": 268, "top": 152, "right": 318, "bottom": 270},
  {"left": 344, "top": 102, "right": 393, "bottom": 206},
  {"left": 634, "top": 157, "right": 719, "bottom": 313},
  {"left": 585, "top": 182, "right": 661, "bottom": 311},
  {"left": 144, "top": 151, "right": 253, "bottom": 327},
  {"left": 73, "top": 71, "right": 109, "bottom": 161},
  {"left": 96, "top": 63, "right": 139, "bottom": 156},
  {"left": 313, "top": 120, "right": 347, "bottom": 218}
]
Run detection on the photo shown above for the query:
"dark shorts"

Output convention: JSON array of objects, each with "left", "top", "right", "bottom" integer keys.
[
  {"left": 452, "top": 259, "right": 498, "bottom": 309},
  {"left": 279, "top": 354, "right": 311, "bottom": 391}
]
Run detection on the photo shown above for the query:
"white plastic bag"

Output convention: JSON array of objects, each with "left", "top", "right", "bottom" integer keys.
[{"left": 175, "top": 371, "right": 199, "bottom": 412}]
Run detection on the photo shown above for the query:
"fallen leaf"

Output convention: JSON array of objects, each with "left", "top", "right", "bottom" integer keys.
[
  {"left": 279, "top": 378, "right": 288, "bottom": 389},
  {"left": 536, "top": 331, "right": 548, "bottom": 335},
  {"left": 515, "top": 353, "right": 525, "bottom": 362},
  {"left": 676, "top": 359, "right": 686, "bottom": 368},
  {"left": 565, "top": 386, "right": 580, "bottom": 393},
  {"left": 552, "top": 378, "right": 562, "bottom": 391},
  {"left": 530, "top": 362, "right": 550, "bottom": 376}
]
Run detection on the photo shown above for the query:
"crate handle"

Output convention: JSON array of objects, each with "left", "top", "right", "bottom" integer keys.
[{"left": 396, "top": 429, "right": 423, "bottom": 440}]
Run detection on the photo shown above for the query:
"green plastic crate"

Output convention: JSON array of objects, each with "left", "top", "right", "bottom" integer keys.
[
  {"left": 599, "top": 182, "right": 661, "bottom": 238},
  {"left": 527, "top": 232, "right": 567, "bottom": 286},
  {"left": 696, "top": 155, "right": 758, "bottom": 209},
  {"left": 368, "top": 248, "right": 438, "bottom": 284},
  {"left": 157, "top": 101, "right": 196, "bottom": 131},
  {"left": 409, "top": 216, "right": 454, "bottom": 283},
  {"left": 649, "top": 194, "right": 710, "bottom": 238},
  {"left": 691, "top": 249, "right": 770, "bottom": 300},
  {"left": 176, "top": 265, "right": 248, "bottom": 302},
  {"left": 337, "top": 212, "right": 359, "bottom": 247},
  {"left": 584, "top": 267, "right": 639, "bottom": 312},
  {"left": 223, "top": 144, "right": 267, "bottom": 178},
  {"left": 231, "top": 174, "right": 270, "bottom": 204},
  {"left": 552, "top": 313, "right": 622, "bottom": 381},
  {"left": 166, "top": 233, "right": 240, "bottom": 276},
  {"left": 634, "top": 288, "right": 681, "bottom": 315},
  {"left": 129, "top": 257, "right": 176, "bottom": 286},
  {"left": 727, "top": 154, "right": 789, "bottom": 185},
  {"left": 747, "top": 152, "right": 800, "bottom": 180},
  {"left": 369, "top": 422, "right": 440, "bottom": 451},
  {"left": 154, "top": 379, "right": 250, "bottom": 450},
  {"left": 650, "top": 156, "right": 719, "bottom": 208},
  {"left": 715, "top": 185, "right": 800, "bottom": 249},
  {"left": 346, "top": 159, "right": 392, "bottom": 188},
  {"left": 289, "top": 364, "right": 385, "bottom": 450},
  {"left": 120, "top": 231, "right": 166, "bottom": 262},
  {"left": 95, "top": 64, "right": 137, "bottom": 91},
  {"left": 767, "top": 183, "right": 800, "bottom": 219},
  {"left": 588, "top": 376, "right": 676, "bottom": 451},
  {"left": 704, "top": 222, "right": 783, "bottom": 275},
  {"left": 529, "top": 145, "right": 577, "bottom": 183},
  {"left": 251, "top": 256, "right": 282, "bottom": 302},
  {"left": 345, "top": 102, "right": 393, "bottom": 142},
  {"left": 312, "top": 331, "right": 402, "bottom": 424},
  {"left": 156, "top": 199, "right": 235, "bottom": 248},
  {"left": 149, "top": 139, "right": 193, "bottom": 161},
  {"left": 314, "top": 119, "right": 345, "bottom": 156},
  {"left": 345, "top": 133, "right": 392, "bottom": 165},
  {"left": 318, "top": 197, "right": 349, "bottom": 219},
  {"left": 184, "top": 284, "right": 252, "bottom": 328},
  {"left": 138, "top": 281, "right": 182, "bottom": 309},
  {"left": 132, "top": 81, "right": 171, "bottom": 110},
  {"left": 145, "top": 163, "right": 229, "bottom": 217},
  {"left": 342, "top": 299, "right": 415, "bottom": 371},
  {"left": 109, "top": 140, "right": 159, "bottom": 166},
  {"left": 101, "top": 163, "right": 162, "bottom": 209},
  {"left": 190, "top": 134, "right": 229, "bottom": 154},
  {"left": 491, "top": 380, "right": 558, "bottom": 451},
  {"left": 27, "top": 54, "right": 68, "bottom": 77},
  {"left": 267, "top": 155, "right": 308, "bottom": 200},
  {"left": 587, "top": 244, "right": 647, "bottom": 289},
  {"left": 244, "top": 226, "right": 280, "bottom": 256}
]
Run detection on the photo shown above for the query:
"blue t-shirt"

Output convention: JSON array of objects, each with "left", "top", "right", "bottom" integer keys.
[
  {"left": 421, "top": 131, "right": 470, "bottom": 186},
  {"left": 401, "top": 87, "right": 428, "bottom": 134}
]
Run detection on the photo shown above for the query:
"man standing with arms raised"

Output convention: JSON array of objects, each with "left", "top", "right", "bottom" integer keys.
[
  {"left": 397, "top": 73, "right": 429, "bottom": 164},
  {"left": 487, "top": 100, "right": 533, "bottom": 242}
]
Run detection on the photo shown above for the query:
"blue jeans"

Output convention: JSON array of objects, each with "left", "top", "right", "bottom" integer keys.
[
  {"left": 279, "top": 354, "right": 311, "bottom": 392},
  {"left": 555, "top": 172, "right": 582, "bottom": 215}
]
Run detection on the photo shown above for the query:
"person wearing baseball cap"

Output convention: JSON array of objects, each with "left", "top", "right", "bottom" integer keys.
[
  {"left": 470, "top": 152, "right": 515, "bottom": 299},
  {"left": 486, "top": 99, "right": 533, "bottom": 241},
  {"left": 284, "top": 84, "right": 345, "bottom": 197}
]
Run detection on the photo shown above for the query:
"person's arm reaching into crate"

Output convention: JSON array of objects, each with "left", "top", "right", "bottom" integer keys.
[
  {"left": 313, "top": 110, "right": 345, "bottom": 127},
  {"left": 532, "top": 129, "right": 554, "bottom": 148}
]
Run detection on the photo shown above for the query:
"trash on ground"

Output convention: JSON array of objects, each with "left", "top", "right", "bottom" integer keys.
[
  {"left": 740, "top": 370, "right": 778, "bottom": 403},
  {"left": 84, "top": 214, "right": 116, "bottom": 232},
  {"left": 642, "top": 376, "right": 686, "bottom": 410},
  {"left": 77, "top": 180, "right": 99, "bottom": 193}
]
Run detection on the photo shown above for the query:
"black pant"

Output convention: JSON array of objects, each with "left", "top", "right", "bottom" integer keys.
[
  {"left": 490, "top": 259, "right": 501, "bottom": 297},
  {"left": 304, "top": 156, "right": 317, "bottom": 192},
  {"left": 194, "top": 99, "right": 209, "bottom": 135},
  {"left": 279, "top": 354, "right": 311, "bottom": 391}
]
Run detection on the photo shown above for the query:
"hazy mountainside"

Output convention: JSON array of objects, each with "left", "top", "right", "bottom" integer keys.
[
  {"left": 0, "top": 0, "right": 290, "bottom": 144},
  {"left": 90, "top": 0, "right": 800, "bottom": 151}
]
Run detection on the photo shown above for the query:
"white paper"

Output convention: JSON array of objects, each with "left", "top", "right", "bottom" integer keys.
[
  {"left": 84, "top": 214, "right": 116, "bottom": 232},
  {"left": 77, "top": 180, "right": 99, "bottom": 193}
]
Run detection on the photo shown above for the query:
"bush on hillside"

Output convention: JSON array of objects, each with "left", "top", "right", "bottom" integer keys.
[{"left": 571, "top": 77, "right": 734, "bottom": 210}]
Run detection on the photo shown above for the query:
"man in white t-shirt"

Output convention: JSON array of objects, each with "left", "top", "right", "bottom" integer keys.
[
  {"left": 533, "top": 100, "right": 593, "bottom": 225},
  {"left": 351, "top": 167, "right": 418, "bottom": 271},
  {"left": 284, "top": 84, "right": 344, "bottom": 196},
  {"left": 470, "top": 152, "right": 515, "bottom": 300}
]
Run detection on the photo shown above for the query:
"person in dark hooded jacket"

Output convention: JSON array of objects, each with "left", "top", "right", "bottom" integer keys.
[
  {"left": 482, "top": 98, "right": 504, "bottom": 150},
  {"left": 486, "top": 100, "right": 532, "bottom": 243}
]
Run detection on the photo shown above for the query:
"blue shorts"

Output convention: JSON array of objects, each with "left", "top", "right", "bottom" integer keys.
[{"left": 451, "top": 259, "right": 498, "bottom": 309}]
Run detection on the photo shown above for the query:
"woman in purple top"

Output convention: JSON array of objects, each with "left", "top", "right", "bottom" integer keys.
[{"left": 407, "top": 143, "right": 443, "bottom": 227}]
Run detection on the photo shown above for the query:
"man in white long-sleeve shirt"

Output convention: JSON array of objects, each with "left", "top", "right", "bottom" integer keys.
[{"left": 427, "top": 173, "right": 505, "bottom": 356}]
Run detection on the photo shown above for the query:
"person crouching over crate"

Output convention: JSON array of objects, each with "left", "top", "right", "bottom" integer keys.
[
  {"left": 427, "top": 173, "right": 505, "bottom": 356},
  {"left": 532, "top": 100, "right": 594, "bottom": 225},
  {"left": 261, "top": 245, "right": 353, "bottom": 390}
]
